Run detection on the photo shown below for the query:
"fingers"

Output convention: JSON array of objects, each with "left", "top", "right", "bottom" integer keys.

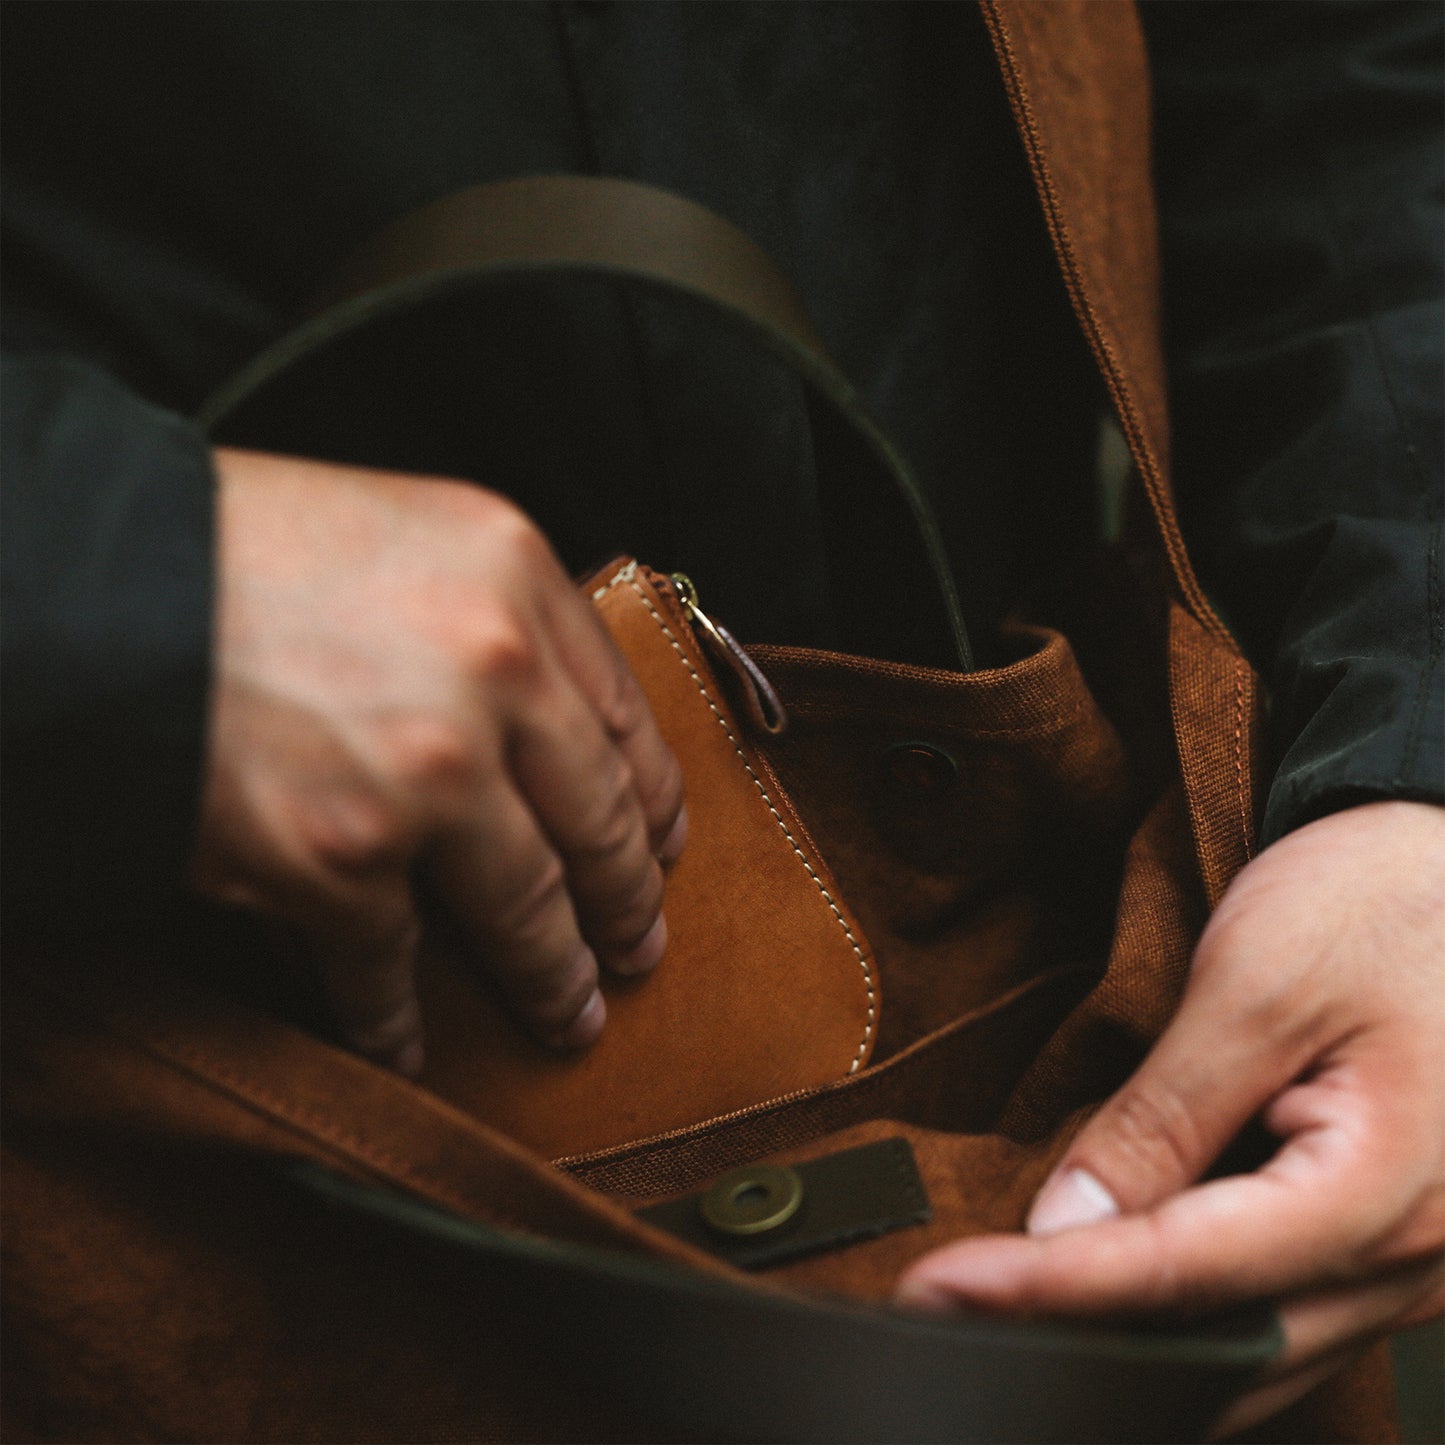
[
  {"left": 429, "top": 662, "right": 674, "bottom": 1042},
  {"left": 898, "top": 1161, "right": 1375, "bottom": 1318},
  {"left": 540, "top": 575, "right": 687, "bottom": 859},
  {"left": 1202, "top": 1260, "right": 1439, "bottom": 1439},
  {"left": 1025, "top": 961, "right": 1320, "bottom": 1235},
  {"left": 1208, "top": 1255, "right": 1442, "bottom": 1439},
  {"left": 898, "top": 993, "right": 1401, "bottom": 1316},
  {"left": 431, "top": 777, "right": 607, "bottom": 1051},
  {"left": 420, "top": 613, "right": 675, "bottom": 1042},
  {"left": 506, "top": 672, "right": 671, "bottom": 976},
  {"left": 200, "top": 457, "right": 689, "bottom": 1069},
  {"left": 326, "top": 591, "right": 675, "bottom": 1055},
  {"left": 208, "top": 835, "right": 429, "bottom": 1073},
  {"left": 892, "top": 803, "right": 1445, "bottom": 1441},
  {"left": 1206, "top": 1351, "right": 1354, "bottom": 1442},
  {"left": 190, "top": 743, "right": 429, "bottom": 1073},
  {"left": 896, "top": 1032, "right": 1439, "bottom": 1319},
  {"left": 896, "top": 1204, "right": 1442, "bottom": 1443},
  {"left": 301, "top": 876, "right": 426, "bottom": 1074},
  {"left": 1267, "top": 1260, "right": 1443, "bottom": 1382},
  {"left": 1016, "top": 807, "right": 1431, "bottom": 1239}
]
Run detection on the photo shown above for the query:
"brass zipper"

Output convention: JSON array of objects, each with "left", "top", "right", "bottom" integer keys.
[{"left": 666, "top": 572, "right": 788, "bottom": 736}]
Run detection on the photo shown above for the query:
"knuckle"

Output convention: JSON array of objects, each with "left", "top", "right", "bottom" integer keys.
[
  {"left": 594, "top": 661, "right": 648, "bottom": 740},
  {"left": 491, "top": 855, "right": 571, "bottom": 943},
  {"left": 1190, "top": 918, "right": 1322, "bottom": 1046},
  {"left": 1372, "top": 1180, "right": 1445, "bottom": 1268},
  {"left": 428, "top": 477, "right": 519, "bottom": 526},
  {"left": 654, "top": 752, "right": 685, "bottom": 826},
  {"left": 461, "top": 617, "right": 544, "bottom": 691},
  {"left": 484, "top": 866, "right": 598, "bottom": 1026},
  {"left": 1102, "top": 1084, "right": 1206, "bottom": 1190},
  {"left": 379, "top": 716, "right": 477, "bottom": 799},
  {"left": 1235, "top": 978, "right": 1318, "bottom": 1051},
  {"left": 477, "top": 488, "right": 543, "bottom": 544},
  {"left": 501, "top": 510, "right": 552, "bottom": 568},
  {"left": 576, "top": 758, "right": 642, "bottom": 860},
  {"left": 1134, "top": 1215, "right": 1205, "bottom": 1310},
  {"left": 448, "top": 485, "right": 552, "bottom": 566},
  {"left": 633, "top": 743, "right": 684, "bottom": 834},
  {"left": 297, "top": 794, "right": 410, "bottom": 876},
  {"left": 492, "top": 925, "right": 595, "bottom": 1025},
  {"left": 589, "top": 867, "right": 664, "bottom": 946},
  {"left": 1191, "top": 911, "right": 1266, "bottom": 986}
]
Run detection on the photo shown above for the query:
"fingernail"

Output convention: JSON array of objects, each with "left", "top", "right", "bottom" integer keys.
[
  {"left": 658, "top": 807, "right": 689, "bottom": 866},
  {"left": 892, "top": 1279, "right": 959, "bottom": 1314},
  {"left": 612, "top": 914, "right": 667, "bottom": 976},
  {"left": 1027, "top": 1167, "right": 1119, "bottom": 1237},
  {"left": 551, "top": 988, "right": 606, "bottom": 1051}
]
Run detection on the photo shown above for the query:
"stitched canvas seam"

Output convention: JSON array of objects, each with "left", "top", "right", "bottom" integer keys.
[
  {"left": 980, "top": 2, "right": 1233, "bottom": 652},
  {"left": 13, "top": 970, "right": 537, "bottom": 1235},
  {"left": 1234, "top": 659, "right": 1253, "bottom": 864},
  {"left": 591, "top": 561, "right": 875, "bottom": 1073},
  {"left": 1400, "top": 511, "right": 1442, "bottom": 785},
  {"left": 162, "top": 1033, "right": 539, "bottom": 1231},
  {"left": 778, "top": 698, "right": 1092, "bottom": 737}
]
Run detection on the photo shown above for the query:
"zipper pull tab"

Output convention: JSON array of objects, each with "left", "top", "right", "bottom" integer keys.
[{"left": 670, "top": 574, "right": 788, "bottom": 736}]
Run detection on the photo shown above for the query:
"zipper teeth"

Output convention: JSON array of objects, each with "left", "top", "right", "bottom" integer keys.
[
  {"left": 553, "top": 1076, "right": 848, "bottom": 1171},
  {"left": 557, "top": 958, "right": 1095, "bottom": 1176},
  {"left": 558, "top": 562, "right": 870, "bottom": 1172}
]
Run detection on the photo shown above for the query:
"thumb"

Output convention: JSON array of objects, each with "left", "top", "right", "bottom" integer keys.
[{"left": 1026, "top": 975, "right": 1297, "bottom": 1237}]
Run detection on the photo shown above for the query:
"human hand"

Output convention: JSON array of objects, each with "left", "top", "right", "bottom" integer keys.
[
  {"left": 896, "top": 799, "right": 1444, "bottom": 1437},
  {"left": 192, "top": 448, "right": 686, "bottom": 1074}
]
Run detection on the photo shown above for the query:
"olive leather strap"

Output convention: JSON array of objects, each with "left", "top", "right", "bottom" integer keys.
[
  {"left": 200, "top": 174, "right": 973, "bottom": 670},
  {"left": 296, "top": 1161, "right": 1278, "bottom": 1444}
]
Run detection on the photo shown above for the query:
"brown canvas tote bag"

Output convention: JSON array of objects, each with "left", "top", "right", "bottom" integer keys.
[{"left": 0, "top": 4, "right": 1399, "bottom": 1441}]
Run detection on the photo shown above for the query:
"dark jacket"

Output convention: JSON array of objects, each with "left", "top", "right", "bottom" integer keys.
[{"left": 3, "top": 1, "right": 1441, "bottom": 940}]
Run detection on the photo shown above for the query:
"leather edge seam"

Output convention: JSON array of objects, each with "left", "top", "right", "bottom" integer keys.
[{"left": 594, "top": 563, "right": 877, "bottom": 1074}]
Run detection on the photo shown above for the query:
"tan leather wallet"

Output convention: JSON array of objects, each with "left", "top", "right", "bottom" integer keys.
[{"left": 414, "top": 559, "right": 878, "bottom": 1159}]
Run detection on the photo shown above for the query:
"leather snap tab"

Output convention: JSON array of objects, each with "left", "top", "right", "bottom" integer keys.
[
  {"left": 698, "top": 1164, "right": 803, "bottom": 1237},
  {"left": 641, "top": 1138, "right": 931, "bottom": 1268},
  {"left": 881, "top": 741, "right": 957, "bottom": 793}
]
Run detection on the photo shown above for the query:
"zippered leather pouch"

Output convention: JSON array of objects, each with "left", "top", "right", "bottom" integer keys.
[{"left": 415, "top": 558, "right": 880, "bottom": 1159}]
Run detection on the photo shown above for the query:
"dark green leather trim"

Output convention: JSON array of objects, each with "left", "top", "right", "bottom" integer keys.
[
  {"left": 639, "top": 1137, "right": 932, "bottom": 1269},
  {"left": 292, "top": 1161, "right": 1280, "bottom": 1445}
]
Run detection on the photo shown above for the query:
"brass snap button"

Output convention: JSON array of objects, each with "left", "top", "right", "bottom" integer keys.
[
  {"left": 698, "top": 1164, "right": 803, "bottom": 1237},
  {"left": 881, "top": 741, "right": 957, "bottom": 793}
]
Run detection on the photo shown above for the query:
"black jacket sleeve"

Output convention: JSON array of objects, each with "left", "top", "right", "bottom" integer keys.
[
  {"left": 1143, "top": 0, "right": 1444, "bottom": 844},
  {"left": 1, "top": 351, "right": 215, "bottom": 943}
]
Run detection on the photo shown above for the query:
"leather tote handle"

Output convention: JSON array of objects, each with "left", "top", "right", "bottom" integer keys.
[
  {"left": 295, "top": 1161, "right": 1278, "bottom": 1445},
  {"left": 200, "top": 175, "right": 973, "bottom": 669}
]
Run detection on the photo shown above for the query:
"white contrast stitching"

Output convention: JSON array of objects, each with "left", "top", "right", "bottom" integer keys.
[
  {"left": 590, "top": 559, "right": 638, "bottom": 601},
  {"left": 621, "top": 575, "right": 875, "bottom": 1073}
]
